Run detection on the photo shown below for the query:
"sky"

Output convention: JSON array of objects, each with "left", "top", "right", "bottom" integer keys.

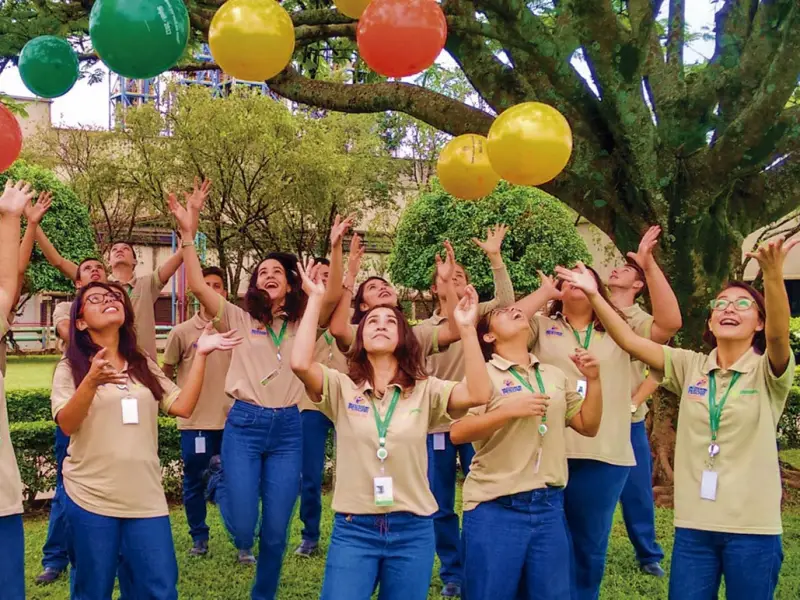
[{"left": 0, "top": 1, "right": 717, "bottom": 129}]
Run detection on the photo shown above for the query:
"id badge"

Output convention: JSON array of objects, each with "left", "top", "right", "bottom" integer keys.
[
  {"left": 121, "top": 397, "right": 139, "bottom": 425},
  {"left": 576, "top": 379, "right": 587, "bottom": 399},
  {"left": 373, "top": 476, "right": 394, "bottom": 506},
  {"left": 260, "top": 369, "right": 279, "bottom": 386},
  {"left": 195, "top": 435, "right": 207, "bottom": 454},
  {"left": 700, "top": 470, "right": 717, "bottom": 501},
  {"left": 433, "top": 432, "right": 446, "bottom": 451},
  {"left": 534, "top": 448, "right": 543, "bottom": 474}
]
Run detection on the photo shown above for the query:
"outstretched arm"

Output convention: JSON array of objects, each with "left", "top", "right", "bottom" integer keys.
[
  {"left": 513, "top": 271, "right": 562, "bottom": 319},
  {"left": 15, "top": 192, "right": 52, "bottom": 303},
  {"left": 436, "top": 241, "right": 463, "bottom": 348},
  {"left": 473, "top": 224, "right": 515, "bottom": 307},
  {"left": 318, "top": 214, "right": 353, "bottom": 326},
  {"left": 329, "top": 232, "right": 363, "bottom": 349},
  {"left": 0, "top": 181, "right": 36, "bottom": 320},
  {"left": 36, "top": 226, "right": 78, "bottom": 281},
  {"left": 291, "top": 260, "right": 327, "bottom": 396}
]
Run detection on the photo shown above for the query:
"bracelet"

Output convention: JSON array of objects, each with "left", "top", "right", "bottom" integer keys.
[
  {"left": 181, "top": 240, "right": 195, "bottom": 248},
  {"left": 343, "top": 283, "right": 354, "bottom": 294}
]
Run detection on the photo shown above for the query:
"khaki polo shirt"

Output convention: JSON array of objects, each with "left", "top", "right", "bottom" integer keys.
[
  {"left": 53, "top": 300, "right": 72, "bottom": 354},
  {"left": 0, "top": 315, "right": 23, "bottom": 517},
  {"left": 110, "top": 272, "right": 165, "bottom": 359},
  {"left": 51, "top": 357, "right": 180, "bottom": 518},
  {"left": 462, "top": 354, "right": 584, "bottom": 511},
  {"left": 315, "top": 366, "right": 455, "bottom": 515},
  {"left": 300, "top": 331, "right": 348, "bottom": 412},
  {"left": 163, "top": 314, "right": 232, "bottom": 430},
  {"left": 656, "top": 346, "right": 794, "bottom": 534},
  {"left": 622, "top": 304, "right": 654, "bottom": 424},
  {"left": 216, "top": 298, "right": 304, "bottom": 409},
  {"left": 530, "top": 312, "right": 650, "bottom": 466}
]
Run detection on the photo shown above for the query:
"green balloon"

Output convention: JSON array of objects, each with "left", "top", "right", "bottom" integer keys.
[
  {"left": 90, "top": 0, "right": 189, "bottom": 79},
  {"left": 19, "top": 36, "right": 79, "bottom": 99}
]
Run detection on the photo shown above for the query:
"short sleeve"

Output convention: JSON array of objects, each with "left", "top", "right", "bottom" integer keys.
[
  {"left": 147, "top": 358, "right": 180, "bottom": 413},
  {"left": 564, "top": 391, "right": 584, "bottom": 423},
  {"left": 162, "top": 329, "right": 182, "bottom": 366},
  {"left": 763, "top": 351, "right": 796, "bottom": 406},
  {"left": 52, "top": 302, "right": 71, "bottom": 328},
  {"left": 426, "top": 376, "right": 457, "bottom": 430},
  {"left": 51, "top": 359, "right": 77, "bottom": 419},
  {"left": 528, "top": 314, "right": 545, "bottom": 348},
  {"left": 655, "top": 346, "right": 698, "bottom": 396},
  {"left": 627, "top": 308, "right": 654, "bottom": 339},
  {"left": 318, "top": 365, "right": 347, "bottom": 421},
  {"left": 150, "top": 270, "right": 166, "bottom": 296},
  {"left": 217, "top": 298, "right": 244, "bottom": 333},
  {"left": 413, "top": 323, "right": 437, "bottom": 358}
]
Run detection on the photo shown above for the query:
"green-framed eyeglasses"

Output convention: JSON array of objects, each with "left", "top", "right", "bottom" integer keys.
[{"left": 708, "top": 298, "right": 755, "bottom": 312}]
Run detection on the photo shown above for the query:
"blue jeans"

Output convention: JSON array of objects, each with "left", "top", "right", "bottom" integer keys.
[
  {"left": 427, "top": 431, "right": 474, "bottom": 586},
  {"left": 180, "top": 429, "right": 224, "bottom": 543},
  {"left": 65, "top": 493, "right": 178, "bottom": 600},
  {"left": 321, "top": 512, "right": 435, "bottom": 600},
  {"left": 300, "top": 409, "right": 334, "bottom": 544},
  {"left": 564, "top": 459, "right": 631, "bottom": 600},
  {"left": 669, "top": 528, "right": 783, "bottom": 600},
  {"left": 620, "top": 421, "right": 664, "bottom": 566},
  {"left": 42, "top": 426, "right": 70, "bottom": 571},
  {"left": 462, "top": 488, "right": 571, "bottom": 600},
  {"left": 0, "top": 514, "right": 24, "bottom": 599},
  {"left": 217, "top": 401, "right": 302, "bottom": 600}
]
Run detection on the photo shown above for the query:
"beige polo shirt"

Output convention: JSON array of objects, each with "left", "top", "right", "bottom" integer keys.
[
  {"left": 51, "top": 357, "right": 180, "bottom": 518},
  {"left": 462, "top": 354, "right": 584, "bottom": 511},
  {"left": 53, "top": 300, "right": 72, "bottom": 354},
  {"left": 0, "top": 315, "right": 23, "bottom": 517},
  {"left": 530, "top": 312, "right": 651, "bottom": 466},
  {"left": 622, "top": 304, "right": 654, "bottom": 424},
  {"left": 110, "top": 272, "right": 165, "bottom": 359},
  {"left": 163, "top": 314, "right": 232, "bottom": 430},
  {"left": 315, "top": 365, "right": 455, "bottom": 515},
  {"left": 300, "top": 331, "right": 348, "bottom": 412},
  {"left": 656, "top": 346, "right": 794, "bottom": 534},
  {"left": 216, "top": 298, "right": 304, "bottom": 409}
]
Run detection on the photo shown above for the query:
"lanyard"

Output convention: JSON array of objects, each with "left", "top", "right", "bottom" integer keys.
[
  {"left": 268, "top": 320, "right": 288, "bottom": 357},
  {"left": 708, "top": 371, "right": 742, "bottom": 448},
  {"left": 370, "top": 387, "right": 401, "bottom": 462},
  {"left": 323, "top": 331, "right": 334, "bottom": 345},
  {"left": 571, "top": 322, "right": 593, "bottom": 349},
  {"left": 508, "top": 366, "right": 548, "bottom": 435}
]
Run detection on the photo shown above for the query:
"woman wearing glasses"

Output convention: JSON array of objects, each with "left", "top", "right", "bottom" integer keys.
[
  {"left": 51, "top": 282, "right": 241, "bottom": 600},
  {"left": 556, "top": 236, "right": 797, "bottom": 600}
]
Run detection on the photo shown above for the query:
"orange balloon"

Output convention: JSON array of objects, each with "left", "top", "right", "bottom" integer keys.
[
  {"left": 487, "top": 102, "right": 573, "bottom": 186},
  {"left": 437, "top": 135, "right": 500, "bottom": 200},
  {"left": 0, "top": 104, "right": 22, "bottom": 172},
  {"left": 336, "top": 0, "right": 371, "bottom": 19},
  {"left": 357, "top": 0, "right": 446, "bottom": 78}
]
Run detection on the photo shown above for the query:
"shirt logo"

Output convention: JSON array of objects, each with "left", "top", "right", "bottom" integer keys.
[
  {"left": 741, "top": 389, "right": 758, "bottom": 396},
  {"left": 501, "top": 379, "right": 523, "bottom": 395},
  {"left": 409, "top": 408, "right": 422, "bottom": 415},
  {"left": 347, "top": 396, "right": 369, "bottom": 415},
  {"left": 251, "top": 328, "right": 268, "bottom": 336},
  {"left": 687, "top": 378, "right": 708, "bottom": 400},
  {"left": 191, "top": 342, "right": 198, "bottom": 349},
  {"left": 545, "top": 326, "right": 563, "bottom": 337}
]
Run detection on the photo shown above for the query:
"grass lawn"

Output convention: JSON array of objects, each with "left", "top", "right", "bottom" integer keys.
[{"left": 4, "top": 355, "right": 60, "bottom": 390}]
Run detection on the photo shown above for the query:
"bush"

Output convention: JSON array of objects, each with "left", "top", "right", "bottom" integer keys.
[{"left": 7, "top": 388, "right": 52, "bottom": 422}]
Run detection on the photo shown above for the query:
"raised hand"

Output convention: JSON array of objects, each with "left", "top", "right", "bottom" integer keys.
[
  {"left": 185, "top": 177, "right": 212, "bottom": 213},
  {"left": 472, "top": 224, "right": 508, "bottom": 256},
  {"left": 453, "top": 285, "right": 479, "bottom": 329},
  {"left": 24, "top": 191, "right": 53, "bottom": 224},
  {"left": 537, "top": 270, "right": 563, "bottom": 301},
  {"left": 745, "top": 236, "right": 800, "bottom": 277},
  {"left": 330, "top": 213, "right": 355, "bottom": 247},
  {"left": 506, "top": 393, "right": 549, "bottom": 418},
  {"left": 0, "top": 179, "right": 35, "bottom": 217},
  {"left": 435, "top": 240, "right": 456, "bottom": 283},
  {"left": 196, "top": 323, "right": 244, "bottom": 356},
  {"left": 627, "top": 225, "right": 661, "bottom": 271},
  {"left": 167, "top": 193, "right": 195, "bottom": 238},
  {"left": 297, "top": 257, "right": 326, "bottom": 298},
  {"left": 86, "top": 348, "right": 127, "bottom": 388},
  {"left": 346, "top": 232, "right": 365, "bottom": 281},
  {"left": 555, "top": 263, "right": 598, "bottom": 296},
  {"left": 570, "top": 349, "right": 600, "bottom": 380}
]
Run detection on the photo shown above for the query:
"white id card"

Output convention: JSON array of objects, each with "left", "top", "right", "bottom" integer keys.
[
  {"left": 534, "top": 448, "right": 543, "bottom": 474},
  {"left": 576, "top": 379, "right": 587, "bottom": 399},
  {"left": 373, "top": 476, "right": 394, "bottom": 506},
  {"left": 260, "top": 369, "right": 279, "bottom": 387},
  {"left": 433, "top": 432, "right": 446, "bottom": 451},
  {"left": 700, "top": 470, "right": 717, "bottom": 501},
  {"left": 195, "top": 436, "right": 207, "bottom": 454},
  {"left": 121, "top": 397, "right": 139, "bottom": 425}
]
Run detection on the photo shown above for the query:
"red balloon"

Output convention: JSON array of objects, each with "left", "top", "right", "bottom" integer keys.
[
  {"left": 0, "top": 104, "right": 22, "bottom": 172},
  {"left": 357, "top": 0, "right": 447, "bottom": 78}
]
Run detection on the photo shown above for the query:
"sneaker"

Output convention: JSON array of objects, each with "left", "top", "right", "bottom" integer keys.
[
  {"left": 237, "top": 549, "right": 256, "bottom": 565},
  {"left": 293, "top": 540, "right": 319, "bottom": 557},
  {"left": 35, "top": 567, "right": 64, "bottom": 585},
  {"left": 442, "top": 582, "right": 462, "bottom": 598},
  {"left": 641, "top": 562, "right": 666, "bottom": 578},
  {"left": 204, "top": 455, "right": 222, "bottom": 504},
  {"left": 189, "top": 540, "right": 209, "bottom": 557}
]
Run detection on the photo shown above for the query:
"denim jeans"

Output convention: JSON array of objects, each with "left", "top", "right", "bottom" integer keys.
[
  {"left": 0, "top": 514, "right": 24, "bottom": 599},
  {"left": 669, "top": 527, "right": 783, "bottom": 600},
  {"left": 180, "top": 429, "right": 224, "bottom": 543},
  {"left": 299, "top": 409, "right": 334, "bottom": 544},
  {"left": 65, "top": 493, "right": 178, "bottom": 600},
  {"left": 620, "top": 421, "right": 664, "bottom": 566},
  {"left": 217, "top": 401, "right": 302, "bottom": 600},
  {"left": 564, "top": 459, "right": 631, "bottom": 600},
  {"left": 427, "top": 431, "right": 474, "bottom": 587},
  {"left": 462, "top": 488, "right": 571, "bottom": 600},
  {"left": 321, "top": 512, "right": 435, "bottom": 600},
  {"left": 42, "top": 426, "right": 70, "bottom": 571}
]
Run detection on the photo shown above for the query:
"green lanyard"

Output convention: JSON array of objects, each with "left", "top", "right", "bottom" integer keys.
[
  {"left": 323, "top": 331, "right": 334, "bottom": 345},
  {"left": 508, "top": 366, "right": 548, "bottom": 435},
  {"left": 269, "top": 320, "right": 288, "bottom": 361},
  {"left": 707, "top": 371, "right": 742, "bottom": 454},
  {"left": 571, "top": 322, "right": 594, "bottom": 349},
  {"left": 370, "top": 388, "right": 401, "bottom": 461}
]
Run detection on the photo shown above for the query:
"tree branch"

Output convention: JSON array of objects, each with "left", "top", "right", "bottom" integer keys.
[{"left": 666, "top": 0, "right": 685, "bottom": 69}]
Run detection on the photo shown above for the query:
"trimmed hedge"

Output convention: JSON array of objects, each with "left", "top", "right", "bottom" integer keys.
[{"left": 7, "top": 388, "right": 53, "bottom": 422}]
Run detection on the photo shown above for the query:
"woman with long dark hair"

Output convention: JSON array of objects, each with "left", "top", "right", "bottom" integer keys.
[
  {"left": 168, "top": 192, "right": 350, "bottom": 599},
  {"left": 450, "top": 305, "right": 602, "bottom": 599},
  {"left": 291, "top": 260, "right": 492, "bottom": 600},
  {"left": 51, "top": 281, "right": 240, "bottom": 600},
  {"left": 557, "top": 237, "right": 796, "bottom": 600}
]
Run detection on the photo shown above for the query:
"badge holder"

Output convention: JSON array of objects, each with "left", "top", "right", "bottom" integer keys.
[
  {"left": 118, "top": 382, "right": 139, "bottom": 425},
  {"left": 195, "top": 433, "right": 207, "bottom": 454},
  {"left": 701, "top": 443, "right": 720, "bottom": 501},
  {"left": 374, "top": 441, "right": 394, "bottom": 506}
]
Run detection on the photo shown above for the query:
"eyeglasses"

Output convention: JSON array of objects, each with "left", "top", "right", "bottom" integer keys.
[
  {"left": 709, "top": 298, "right": 756, "bottom": 312},
  {"left": 85, "top": 291, "right": 124, "bottom": 305}
]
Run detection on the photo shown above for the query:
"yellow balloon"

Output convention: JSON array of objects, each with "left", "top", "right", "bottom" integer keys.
[
  {"left": 437, "top": 134, "right": 500, "bottom": 200},
  {"left": 336, "top": 0, "right": 372, "bottom": 19},
  {"left": 487, "top": 102, "right": 573, "bottom": 186},
  {"left": 209, "top": 0, "right": 295, "bottom": 82}
]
